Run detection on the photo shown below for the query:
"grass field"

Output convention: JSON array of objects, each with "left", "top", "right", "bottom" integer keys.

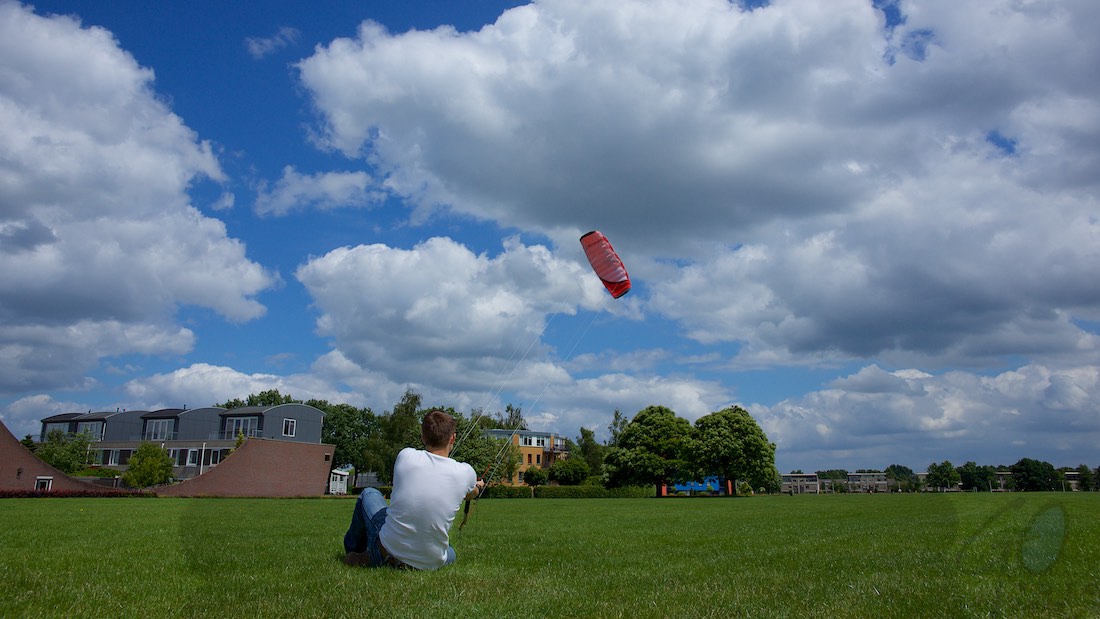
[{"left": 1, "top": 493, "right": 1097, "bottom": 618}]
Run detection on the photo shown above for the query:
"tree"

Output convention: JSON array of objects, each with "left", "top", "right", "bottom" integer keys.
[
  {"left": 1011, "top": 458, "right": 1058, "bottom": 491},
  {"left": 1076, "top": 464, "right": 1095, "bottom": 491},
  {"left": 689, "top": 406, "right": 778, "bottom": 492},
  {"left": 20, "top": 434, "right": 37, "bottom": 452},
  {"left": 607, "top": 409, "right": 628, "bottom": 447},
  {"left": 502, "top": 403, "right": 528, "bottom": 431},
  {"left": 885, "top": 464, "right": 920, "bottom": 492},
  {"left": 314, "top": 400, "right": 376, "bottom": 474},
  {"left": 523, "top": 465, "right": 548, "bottom": 487},
  {"left": 216, "top": 389, "right": 299, "bottom": 409},
  {"left": 926, "top": 461, "right": 960, "bottom": 491},
  {"left": 363, "top": 390, "right": 423, "bottom": 484},
  {"left": 576, "top": 426, "right": 606, "bottom": 478},
  {"left": 957, "top": 461, "right": 997, "bottom": 492},
  {"left": 122, "top": 442, "right": 175, "bottom": 488},
  {"left": 35, "top": 430, "right": 93, "bottom": 474},
  {"left": 604, "top": 406, "right": 692, "bottom": 488},
  {"left": 815, "top": 469, "right": 848, "bottom": 493},
  {"left": 451, "top": 411, "right": 520, "bottom": 483},
  {"left": 549, "top": 458, "right": 590, "bottom": 486}
]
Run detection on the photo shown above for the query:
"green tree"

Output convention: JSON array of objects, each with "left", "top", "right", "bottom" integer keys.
[
  {"left": 957, "top": 461, "right": 997, "bottom": 491},
  {"left": 576, "top": 426, "right": 606, "bottom": 477},
  {"left": 502, "top": 403, "right": 528, "bottom": 431},
  {"left": 451, "top": 410, "right": 520, "bottom": 483},
  {"left": 607, "top": 409, "right": 629, "bottom": 447},
  {"left": 926, "top": 460, "right": 961, "bottom": 491},
  {"left": 363, "top": 390, "right": 423, "bottom": 484},
  {"left": 523, "top": 465, "right": 548, "bottom": 487},
  {"left": 35, "top": 429, "right": 93, "bottom": 474},
  {"left": 122, "top": 442, "right": 175, "bottom": 488},
  {"left": 549, "top": 458, "right": 590, "bottom": 486},
  {"left": 313, "top": 400, "right": 376, "bottom": 474},
  {"left": 689, "top": 406, "right": 778, "bottom": 492},
  {"left": 1075, "top": 464, "right": 1094, "bottom": 491},
  {"left": 604, "top": 406, "right": 692, "bottom": 488},
  {"left": 216, "top": 389, "right": 299, "bottom": 409},
  {"left": 885, "top": 464, "right": 920, "bottom": 492},
  {"left": 20, "top": 434, "right": 37, "bottom": 452},
  {"left": 1011, "top": 458, "right": 1058, "bottom": 491}
]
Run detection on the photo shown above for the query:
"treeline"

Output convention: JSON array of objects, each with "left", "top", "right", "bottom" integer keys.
[
  {"left": 219, "top": 389, "right": 528, "bottom": 485},
  {"left": 223, "top": 391, "right": 781, "bottom": 493},
  {"left": 808, "top": 459, "right": 1098, "bottom": 492}
]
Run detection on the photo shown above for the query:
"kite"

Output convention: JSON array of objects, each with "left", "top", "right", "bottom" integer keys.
[{"left": 580, "top": 230, "right": 631, "bottom": 298}]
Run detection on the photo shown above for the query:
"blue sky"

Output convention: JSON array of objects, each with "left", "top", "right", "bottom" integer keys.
[{"left": 2, "top": 0, "right": 1098, "bottom": 474}]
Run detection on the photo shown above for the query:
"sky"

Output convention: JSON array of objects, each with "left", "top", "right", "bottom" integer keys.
[{"left": 1, "top": 0, "right": 1098, "bottom": 474}]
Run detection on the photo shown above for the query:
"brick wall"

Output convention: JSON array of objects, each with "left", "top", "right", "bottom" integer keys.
[
  {"left": 155, "top": 437, "right": 334, "bottom": 497},
  {"left": 0, "top": 419, "right": 126, "bottom": 493}
]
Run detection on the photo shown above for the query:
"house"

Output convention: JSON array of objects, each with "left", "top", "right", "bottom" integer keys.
[
  {"left": 483, "top": 428, "right": 569, "bottom": 485},
  {"left": 39, "top": 403, "right": 326, "bottom": 481},
  {"left": 781, "top": 473, "right": 820, "bottom": 494},
  {"left": 847, "top": 471, "right": 889, "bottom": 493}
]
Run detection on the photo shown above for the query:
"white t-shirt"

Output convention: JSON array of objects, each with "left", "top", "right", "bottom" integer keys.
[{"left": 378, "top": 447, "right": 477, "bottom": 570}]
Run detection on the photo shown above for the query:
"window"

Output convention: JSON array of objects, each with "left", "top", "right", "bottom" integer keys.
[
  {"left": 187, "top": 449, "right": 199, "bottom": 466},
  {"left": 107, "top": 449, "right": 119, "bottom": 466},
  {"left": 536, "top": 454, "right": 541, "bottom": 465},
  {"left": 76, "top": 421, "right": 103, "bottom": 440},
  {"left": 225, "top": 417, "right": 258, "bottom": 439},
  {"left": 35, "top": 477, "right": 53, "bottom": 491},
  {"left": 282, "top": 418, "right": 296, "bottom": 437},
  {"left": 145, "top": 419, "right": 171, "bottom": 441},
  {"left": 527, "top": 454, "right": 532, "bottom": 464}
]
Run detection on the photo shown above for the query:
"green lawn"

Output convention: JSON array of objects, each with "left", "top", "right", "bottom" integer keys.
[{"left": 1, "top": 493, "right": 1097, "bottom": 618}]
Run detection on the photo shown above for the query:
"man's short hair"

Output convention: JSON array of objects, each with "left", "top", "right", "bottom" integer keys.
[{"left": 422, "top": 410, "right": 456, "bottom": 450}]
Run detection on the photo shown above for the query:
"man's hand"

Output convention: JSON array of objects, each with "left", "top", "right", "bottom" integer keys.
[{"left": 465, "top": 479, "right": 485, "bottom": 501}]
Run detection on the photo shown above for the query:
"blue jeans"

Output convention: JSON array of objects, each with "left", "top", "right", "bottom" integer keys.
[{"left": 342, "top": 488, "right": 459, "bottom": 568}]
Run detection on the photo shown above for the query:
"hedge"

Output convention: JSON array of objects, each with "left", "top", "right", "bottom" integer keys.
[
  {"left": 534, "top": 485, "right": 656, "bottom": 499},
  {"left": 0, "top": 489, "right": 153, "bottom": 499}
]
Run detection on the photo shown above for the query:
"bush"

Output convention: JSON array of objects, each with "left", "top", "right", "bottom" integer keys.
[
  {"left": 73, "top": 467, "right": 121, "bottom": 478},
  {"left": 0, "top": 489, "right": 152, "bottom": 498},
  {"left": 523, "top": 466, "right": 548, "bottom": 487},
  {"left": 534, "top": 485, "right": 656, "bottom": 499},
  {"left": 483, "top": 485, "right": 533, "bottom": 499}
]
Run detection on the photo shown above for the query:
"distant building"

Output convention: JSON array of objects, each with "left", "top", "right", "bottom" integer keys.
[
  {"left": 483, "top": 428, "right": 569, "bottom": 485},
  {"left": 39, "top": 403, "right": 325, "bottom": 481},
  {"left": 847, "top": 471, "right": 889, "bottom": 493},
  {"left": 781, "top": 473, "right": 820, "bottom": 494}
]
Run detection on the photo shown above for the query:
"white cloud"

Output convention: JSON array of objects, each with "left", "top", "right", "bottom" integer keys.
[
  {"left": 122, "top": 363, "right": 361, "bottom": 410},
  {"left": 297, "top": 0, "right": 1100, "bottom": 370},
  {"left": 758, "top": 363, "right": 1100, "bottom": 472},
  {"left": 245, "top": 26, "right": 301, "bottom": 60},
  {"left": 0, "top": 4, "right": 274, "bottom": 393},
  {"left": 254, "top": 165, "right": 380, "bottom": 216}
]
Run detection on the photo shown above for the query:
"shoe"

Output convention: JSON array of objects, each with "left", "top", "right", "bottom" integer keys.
[{"left": 343, "top": 551, "right": 371, "bottom": 567}]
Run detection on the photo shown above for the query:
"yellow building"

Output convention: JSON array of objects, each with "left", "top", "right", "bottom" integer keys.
[{"left": 484, "top": 428, "right": 569, "bottom": 485}]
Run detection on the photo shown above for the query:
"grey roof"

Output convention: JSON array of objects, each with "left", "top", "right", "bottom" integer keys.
[
  {"left": 41, "top": 413, "right": 83, "bottom": 423},
  {"left": 141, "top": 408, "right": 186, "bottom": 419}
]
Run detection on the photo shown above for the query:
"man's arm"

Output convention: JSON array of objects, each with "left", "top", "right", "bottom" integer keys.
[{"left": 464, "top": 479, "right": 485, "bottom": 501}]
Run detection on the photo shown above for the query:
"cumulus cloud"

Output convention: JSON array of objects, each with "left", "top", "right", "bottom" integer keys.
[
  {"left": 297, "top": 0, "right": 1100, "bottom": 373},
  {"left": 123, "top": 363, "right": 361, "bottom": 410},
  {"left": 254, "top": 165, "right": 380, "bottom": 216},
  {"left": 0, "top": 4, "right": 274, "bottom": 393},
  {"left": 295, "top": 236, "right": 625, "bottom": 388},
  {"left": 757, "top": 363, "right": 1100, "bottom": 472}
]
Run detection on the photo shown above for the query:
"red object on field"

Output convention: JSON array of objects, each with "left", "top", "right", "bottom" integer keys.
[{"left": 580, "top": 230, "right": 631, "bottom": 299}]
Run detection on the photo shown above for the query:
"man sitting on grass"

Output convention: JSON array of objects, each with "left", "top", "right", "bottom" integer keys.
[{"left": 343, "top": 409, "right": 484, "bottom": 570}]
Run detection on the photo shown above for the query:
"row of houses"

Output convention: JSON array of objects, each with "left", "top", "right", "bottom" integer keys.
[
  {"left": 33, "top": 407, "right": 576, "bottom": 491},
  {"left": 781, "top": 470, "right": 1086, "bottom": 493},
  {"left": 38, "top": 404, "right": 325, "bottom": 481}
]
